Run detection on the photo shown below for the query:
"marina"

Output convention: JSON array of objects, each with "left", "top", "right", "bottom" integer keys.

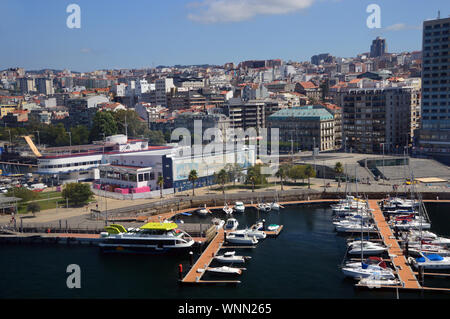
[{"left": 1, "top": 199, "right": 450, "bottom": 298}]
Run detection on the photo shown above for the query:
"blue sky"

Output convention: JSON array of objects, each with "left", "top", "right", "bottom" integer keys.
[{"left": 0, "top": 0, "right": 447, "bottom": 72}]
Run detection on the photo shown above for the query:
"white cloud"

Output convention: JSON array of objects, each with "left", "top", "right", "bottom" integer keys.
[
  {"left": 384, "top": 23, "right": 420, "bottom": 31},
  {"left": 80, "top": 48, "right": 92, "bottom": 54},
  {"left": 187, "top": 0, "right": 316, "bottom": 23}
]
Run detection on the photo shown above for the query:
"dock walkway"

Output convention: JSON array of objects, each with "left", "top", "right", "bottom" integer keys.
[
  {"left": 181, "top": 229, "right": 227, "bottom": 284},
  {"left": 368, "top": 200, "right": 420, "bottom": 289}
]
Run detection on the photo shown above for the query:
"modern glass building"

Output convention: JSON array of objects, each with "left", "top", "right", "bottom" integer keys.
[{"left": 418, "top": 16, "right": 450, "bottom": 164}]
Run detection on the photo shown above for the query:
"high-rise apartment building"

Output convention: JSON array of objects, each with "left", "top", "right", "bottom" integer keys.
[
  {"left": 36, "top": 78, "right": 55, "bottom": 95},
  {"left": 417, "top": 16, "right": 450, "bottom": 164},
  {"left": 340, "top": 80, "right": 421, "bottom": 154},
  {"left": 370, "top": 37, "right": 387, "bottom": 58}
]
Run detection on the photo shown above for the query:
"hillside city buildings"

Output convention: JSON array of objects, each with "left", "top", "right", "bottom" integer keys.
[{"left": 1, "top": 14, "right": 449, "bottom": 196}]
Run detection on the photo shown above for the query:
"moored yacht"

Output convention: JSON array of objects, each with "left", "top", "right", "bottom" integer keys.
[
  {"left": 234, "top": 201, "right": 245, "bottom": 213},
  {"left": 224, "top": 218, "right": 239, "bottom": 231},
  {"left": 99, "top": 222, "right": 195, "bottom": 253}
]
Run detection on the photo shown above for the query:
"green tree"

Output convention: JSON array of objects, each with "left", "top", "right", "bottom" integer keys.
[
  {"left": 334, "top": 162, "right": 344, "bottom": 188},
  {"left": 275, "top": 164, "right": 291, "bottom": 190},
  {"left": 62, "top": 183, "right": 93, "bottom": 207},
  {"left": 215, "top": 169, "right": 229, "bottom": 194},
  {"left": 157, "top": 176, "right": 164, "bottom": 198},
  {"left": 70, "top": 125, "right": 90, "bottom": 145},
  {"left": 225, "top": 163, "right": 243, "bottom": 187},
  {"left": 7, "top": 187, "right": 38, "bottom": 203},
  {"left": 27, "top": 202, "right": 41, "bottom": 216},
  {"left": 246, "top": 164, "right": 267, "bottom": 191},
  {"left": 288, "top": 165, "right": 306, "bottom": 184},
  {"left": 114, "top": 109, "right": 148, "bottom": 138},
  {"left": 188, "top": 170, "right": 198, "bottom": 197},
  {"left": 304, "top": 165, "right": 316, "bottom": 189},
  {"left": 89, "top": 111, "right": 118, "bottom": 141},
  {"left": 146, "top": 130, "right": 166, "bottom": 145}
]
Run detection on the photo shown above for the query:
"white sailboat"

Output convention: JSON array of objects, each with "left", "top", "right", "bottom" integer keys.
[
  {"left": 257, "top": 202, "right": 271, "bottom": 212},
  {"left": 206, "top": 266, "right": 243, "bottom": 275},
  {"left": 342, "top": 257, "right": 396, "bottom": 280},
  {"left": 214, "top": 251, "right": 248, "bottom": 264},
  {"left": 223, "top": 203, "right": 234, "bottom": 215},
  {"left": 197, "top": 204, "right": 212, "bottom": 216}
]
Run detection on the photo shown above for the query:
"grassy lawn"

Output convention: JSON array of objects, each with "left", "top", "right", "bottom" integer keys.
[
  {"left": 17, "top": 198, "right": 66, "bottom": 214},
  {"left": 36, "top": 191, "right": 62, "bottom": 200}
]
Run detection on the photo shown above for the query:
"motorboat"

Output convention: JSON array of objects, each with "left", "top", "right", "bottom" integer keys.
[
  {"left": 257, "top": 203, "right": 271, "bottom": 212},
  {"left": 226, "top": 232, "right": 258, "bottom": 245},
  {"left": 234, "top": 202, "right": 245, "bottom": 213},
  {"left": 408, "top": 230, "right": 450, "bottom": 247},
  {"left": 342, "top": 257, "right": 396, "bottom": 280},
  {"left": 382, "top": 197, "right": 419, "bottom": 210},
  {"left": 206, "top": 266, "right": 243, "bottom": 275},
  {"left": 390, "top": 219, "right": 431, "bottom": 230},
  {"left": 408, "top": 242, "right": 450, "bottom": 257},
  {"left": 270, "top": 201, "right": 281, "bottom": 211},
  {"left": 211, "top": 218, "right": 225, "bottom": 230},
  {"left": 358, "top": 277, "right": 401, "bottom": 287},
  {"left": 335, "top": 221, "right": 376, "bottom": 233},
  {"left": 214, "top": 251, "right": 248, "bottom": 264},
  {"left": 347, "top": 241, "right": 388, "bottom": 256},
  {"left": 223, "top": 204, "right": 234, "bottom": 215},
  {"left": 98, "top": 222, "right": 195, "bottom": 253},
  {"left": 251, "top": 221, "right": 264, "bottom": 231},
  {"left": 230, "top": 228, "right": 266, "bottom": 239},
  {"left": 266, "top": 224, "right": 280, "bottom": 231},
  {"left": 197, "top": 205, "right": 212, "bottom": 216},
  {"left": 224, "top": 218, "right": 239, "bottom": 231},
  {"left": 409, "top": 253, "right": 450, "bottom": 270}
]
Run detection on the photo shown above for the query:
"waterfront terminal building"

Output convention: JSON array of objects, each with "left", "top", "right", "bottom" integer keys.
[{"left": 36, "top": 134, "right": 256, "bottom": 198}]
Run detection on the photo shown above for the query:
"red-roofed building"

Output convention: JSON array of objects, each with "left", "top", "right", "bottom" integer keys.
[{"left": 294, "top": 81, "right": 322, "bottom": 101}]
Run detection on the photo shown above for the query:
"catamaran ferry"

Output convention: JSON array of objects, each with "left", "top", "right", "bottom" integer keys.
[{"left": 98, "top": 222, "right": 195, "bottom": 253}]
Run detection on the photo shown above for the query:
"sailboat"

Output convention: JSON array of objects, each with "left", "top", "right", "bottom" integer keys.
[
  {"left": 214, "top": 251, "right": 249, "bottom": 264},
  {"left": 341, "top": 201, "right": 396, "bottom": 280},
  {"left": 347, "top": 241, "right": 388, "bottom": 256},
  {"left": 197, "top": 204, "right": 212, "bottom": 216},
  {"left": 223, "top": 203, "right": 233, "bottom": 215}
]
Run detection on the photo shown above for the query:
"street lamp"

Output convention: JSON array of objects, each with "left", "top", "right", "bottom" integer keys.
[
  {"left": 67, "top": 131, "right": 72, "bottom": 148},
  {"left": 34, "top": 131, "right": 40, "bottom": 148}
]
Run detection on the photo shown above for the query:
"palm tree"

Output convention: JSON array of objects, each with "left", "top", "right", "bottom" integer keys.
[
  {"left": 27, "top": 202, "right": 40, "bottom": 217},
  {"left": 157, "top": 176, "right": 164, "bottom": 198},
  {"left": 334, "top": 162, "right": 344, "bottom": 188},
  {"left": 275, "top": 164, "right": 289, "bottom": 191},
  {"left": 188, "top": 169, "right": 198, "bottom": 196},
  {"left": 215, "top": 169, "right": 228, "bottom": 194},
  {"left": 304, "top": 164, "right": 315, "bottom": 189}
]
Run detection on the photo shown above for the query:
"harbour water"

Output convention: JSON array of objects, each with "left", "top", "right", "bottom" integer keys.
[{"left": 1, "top": 203, "right": 450, "bottom": 299}]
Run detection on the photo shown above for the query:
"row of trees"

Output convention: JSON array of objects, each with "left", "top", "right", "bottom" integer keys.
[
  {"left": 275, "top": 164, "right": 316, "bottom": 190},
  {"left": 0, "top": 109, "right": 167, "bottom": 147}
]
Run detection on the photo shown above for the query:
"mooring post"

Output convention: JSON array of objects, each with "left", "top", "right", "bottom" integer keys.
[
  {"left": 189, "top": 251, "right": 193, "bottom": 266},
  {"left": 178, "top": 264, "right": 183, "bottom": 280},
  {"left": 418, "top": 265, "right": 424, "bottom": 286}
]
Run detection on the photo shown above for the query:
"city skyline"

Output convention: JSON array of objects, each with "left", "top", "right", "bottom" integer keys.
[{"left": 0, "top": 0, "right": 447, "bottom": 72}]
